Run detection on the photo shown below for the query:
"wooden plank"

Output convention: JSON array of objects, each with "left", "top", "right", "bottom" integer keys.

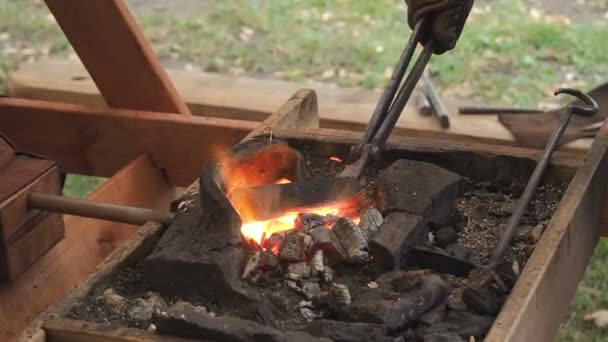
[
  {"left": 43, "top": 2, "right": 190, "bottom": 114},
  {"left": 0, "top": 156, "right": 176, "bottom": 341},
  {"left": 0, "top": 98, "right": 257, "bottom": 186},
  {"left": 43, "top": 319, "right": 195, "bottom": 342},
  {"left": 5, "top": 59, "right": 593, "bottom": 151},
  {"left": 244, "top": 88, "right": 319, "bottom": 140},
  {"left": 486, "top": 124, "right": 608, "bottom": 341}
]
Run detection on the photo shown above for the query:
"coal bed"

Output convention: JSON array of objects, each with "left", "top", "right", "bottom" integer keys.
[{"left": 66, "top": 137, "right": 569, "bottom": 342}]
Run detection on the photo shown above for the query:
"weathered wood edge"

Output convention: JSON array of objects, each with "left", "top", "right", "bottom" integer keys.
[
  {"left": 18, "top": 222, "right": 166, "bottom": 342},
  {"left": 43, "top": 318, "right": 196, "bottom": 342},
  {"left": 486, "top": 123, "right": 608, "bottom": 341}
]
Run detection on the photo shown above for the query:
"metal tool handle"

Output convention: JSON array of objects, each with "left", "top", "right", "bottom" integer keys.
[
  {"left": 28, "top": 192, "right": 175, "bottom": 226},
  {"left": 358, "top": 19, "right": 426, "bottom": 148},
  {"left": 488, "top": 88, "right": 599, "bottom": 269}
]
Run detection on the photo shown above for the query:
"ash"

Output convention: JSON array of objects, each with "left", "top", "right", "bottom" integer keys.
[{"left": 457, "top": 179, "right": 567, "bottom": 265}]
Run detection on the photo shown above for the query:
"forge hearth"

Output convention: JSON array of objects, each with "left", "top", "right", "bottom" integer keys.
[{"left": 63, "top": 136, "right": 570, "bottom": 342}]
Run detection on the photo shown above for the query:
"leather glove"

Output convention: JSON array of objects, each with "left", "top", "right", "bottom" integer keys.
[{"left": 405, "top": 0, "right": 474, "bottom": 54}]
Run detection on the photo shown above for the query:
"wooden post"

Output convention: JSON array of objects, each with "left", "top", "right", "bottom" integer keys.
[{"left": 44, "top": 0, "right": 191, "bottom": 114}]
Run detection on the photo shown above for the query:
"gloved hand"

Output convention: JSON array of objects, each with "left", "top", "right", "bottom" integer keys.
[{"left": 405, "top": 0, "right": 474, "bottom": 54}]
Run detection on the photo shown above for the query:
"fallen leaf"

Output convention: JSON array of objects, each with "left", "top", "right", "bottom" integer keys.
[{"left": 584, "top": 309, "right": 608, "bottom": 328}]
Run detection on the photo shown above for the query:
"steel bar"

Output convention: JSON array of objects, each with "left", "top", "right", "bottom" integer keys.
[
  {"left": 28, "top": 192, "right": 174, "bottom": 226},
  {"left": 421, "top": 73, "right": 450, "bottom": 129},
  {"left": 458, "top": 106, "right": 544, "bottom": 115},
  {"left": 488, "top": 88, "right": 599, "bottom": 268}
]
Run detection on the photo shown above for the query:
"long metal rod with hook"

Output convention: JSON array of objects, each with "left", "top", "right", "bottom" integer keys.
[{"left": 487, "top": 88, "right": 599, "bottom": 269}]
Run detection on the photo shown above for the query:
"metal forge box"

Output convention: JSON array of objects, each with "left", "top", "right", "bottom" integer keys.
[{"left": 20, "top": 90, "right": 608, "bottom": 342}]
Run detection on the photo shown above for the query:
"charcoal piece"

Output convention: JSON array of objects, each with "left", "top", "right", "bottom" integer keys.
[
  {"left": 329, "top": 283, "right": 352, "bottom": 306},
  {"left": 171, "top": 301, "right": 208, "bottom": 316},
  {"left": 423, "top": 311, "right": 494, "bottom": 340},
  {"left": 467, "top": 268, "right": 502, "bottom": 289},
  {"left": 286, "top": 262, "right": 311, "bottom": 280},
  {"left": 405, "top": 246, "right": 477, "bottom": 277},
  {"left": 263, "top": 231, "right": 287, "bottom": 251},
  {"left": 96, "top": 288, "right": 125, "bottom": 307},
  {"left": 369, "top": 212, "right": 427, "bottom": 270},
  {"left": 446, "top": 293, "right": 467, "bottom": 311},
  {"left": 418, "top": 304, "right": 446, "bottom": 325},
  {"left": 375, "top": 160, "right": 461, "bottom": 225},
  {"left": 310, "top": 249, "right": 325, "bottom": 276},
  {"left": 423, "top": 332, "right": 466, "bottom": 342},
  {"left": 360, "top": 207, "right": 384, "bottom": 239},
  {"left": 261, "top": 250, "right": 279, "bottom": 271},
  {"left": 531, "top": 224, "right": 544, "bottom": 241},
  {"left": 434, "top": 226, "right": 458, "bottom": 247},
  {"left": 445, "top": 243, "right": 471, "bottom": 260},
  {"left": 309, "top": 226, "right": 348, "bottom": 265},
  {"left": 304, "top": 319, "right": 388, "bottom": 342},
  {"left": 152, "top": 304, "right": 330, "bottom": 342},
  {"left": 300, "top": 307, "right": 322, "bottom": 322},
  {"left": 339, "top": 274, "right": 448, "bottom": 331},
  {"left": 496, "top": 261, "right": 519, "bottom": 288},
  {"left": 279, "top": 232, "right": 312, "bottom": 262},
  {"left": 462, "top": 287, "right": 501, "bottom": 316},
  {"left": 375, "top": 269, "right": 428, "bottom": 293},
  {"left": 142, "top": 186, "right": 252, "bottom": 302},
  {"left": 501, "top": 201, "right": 516, "bottom": 215},
  {"left": 302, "top": 281, "right": 322, "bottom": 299},
  {"left": 296, "top": 213, "right": 328, "bottom": 231},
  {"left": 242, "top": 250, "right": 262, "bottom": 279},
  {"left": 332, "top": 218, "right": 369, "bottom": 264},
  {"left": 322, "top": 266, "right": 335, "bottom": 283},
  {"left": 128, "top": 292, "right": 167, "bottom": 321}
]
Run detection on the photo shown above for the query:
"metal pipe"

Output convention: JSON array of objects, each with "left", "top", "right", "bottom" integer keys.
[
  {"left": 421, "top": 73, "right": 450, "bottom": 129},
  {"left": 28, "top": 192, "right": 175, "bottom": 226}
]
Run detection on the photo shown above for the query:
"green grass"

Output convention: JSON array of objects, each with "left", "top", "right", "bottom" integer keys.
[{"left": 1, "top": 0, "right": 608, "bottom": 339}]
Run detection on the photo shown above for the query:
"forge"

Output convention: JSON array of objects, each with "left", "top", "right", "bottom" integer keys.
[{"left": 64, "top": 129, "right": 569, "bottom": 342}]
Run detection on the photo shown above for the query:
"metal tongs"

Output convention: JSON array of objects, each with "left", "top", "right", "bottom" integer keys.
[
  {"left": 230, "top": 19, "right": 436, "bottom": 221},
  {"left": 341, "top": 18, "right": 435, "bottom": 179}
]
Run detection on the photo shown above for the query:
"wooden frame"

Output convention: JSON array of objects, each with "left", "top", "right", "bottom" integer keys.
[{"left": 12, "top": 89, "right": 608, "bottom": 341}]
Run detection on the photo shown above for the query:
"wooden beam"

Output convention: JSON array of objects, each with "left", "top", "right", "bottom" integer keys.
[
  {"left": 6, "top": 59, "right": 594, "bottom": 151},
  {"left": 44, "top": 1, "right": 190, "bottom": 114},
  {"left": 0, "top": 155, "right": 177, "bottom": 341},
  {"left": 0, "top": 98, "right": 257, "bottom": 186}
]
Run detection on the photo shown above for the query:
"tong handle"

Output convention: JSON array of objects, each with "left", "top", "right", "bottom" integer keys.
[
  {"left": 353, "top": 17, "right": 434, "bottom": 160},
  {"left": 359, "top": 19, "right": 426, "bottom": 147}
]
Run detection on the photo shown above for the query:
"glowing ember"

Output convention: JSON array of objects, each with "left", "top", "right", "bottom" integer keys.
[
  {"left": 216, "top": 146, "right": 361, "bottom": 250},
  {"left": 241, "top": 205, "right": 359, "bottom": 245}
]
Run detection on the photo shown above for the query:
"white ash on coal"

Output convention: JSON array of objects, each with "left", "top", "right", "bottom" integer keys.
[
  {"left": 332, "top": 218, "right": 369, "bottom": 264},
  {"left": 359, "top": 207, "right": 383, "bottom": 239},
  {"left": 279, "top": 232, "right": 312, "bottom": 262}
]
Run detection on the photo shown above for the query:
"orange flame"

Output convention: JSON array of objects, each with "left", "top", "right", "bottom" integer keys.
[
  {"left": 329, "top": 156, "right": 343, "bottom": 163},
  {"left": 215, "top": 146, "right": 360, "bottom": 248}
]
